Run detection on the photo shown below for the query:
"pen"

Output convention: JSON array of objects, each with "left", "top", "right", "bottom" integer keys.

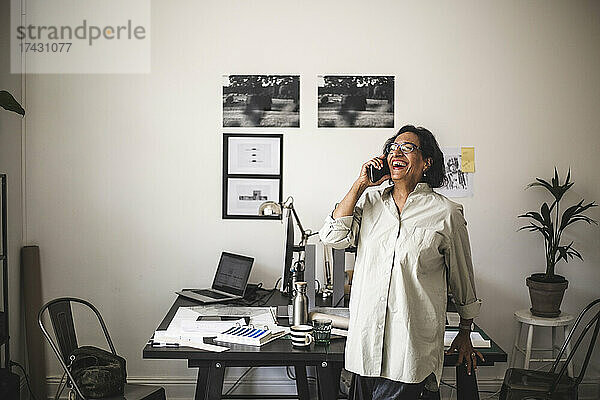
[{"left": 152, "top": 342, "right": 179, "bottom": 348}]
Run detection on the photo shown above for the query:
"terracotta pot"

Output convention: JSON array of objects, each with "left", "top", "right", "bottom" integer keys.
[{"left": 526, "top": 274, "right": 568, "bottom": 317}]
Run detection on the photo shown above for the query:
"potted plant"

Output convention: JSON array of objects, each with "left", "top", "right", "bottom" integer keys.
[{"left": 519, "top": 168, "right": 597, "bottom": 317}]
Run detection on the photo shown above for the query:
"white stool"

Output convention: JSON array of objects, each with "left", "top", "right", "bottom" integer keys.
[{"left": 510, "top": 309, "right": 574, "bottom": 377}]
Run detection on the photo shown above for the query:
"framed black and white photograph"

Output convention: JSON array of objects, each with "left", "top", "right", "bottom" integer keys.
[
  {"left": 226, "top": 135, "right": 281, "bottom": 175},
  {"left": 318, "top": 75, "right": 394, "bottom": 128},
  {"left": 223, "top": 133, "right": 283, "bottom": 219},
  {"left": 224, "top": 178, "right": 281, "bottom": 218},
  {"left": 223, "top": 75, "right": 300, "bottom": 127}
]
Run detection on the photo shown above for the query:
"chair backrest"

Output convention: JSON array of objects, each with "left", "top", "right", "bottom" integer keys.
[
  {"left": 38, "top": 297, "right": 117, "bottom": 399},
  {"left": 549, "top": 298, "right": 600, "bottom": 391}
]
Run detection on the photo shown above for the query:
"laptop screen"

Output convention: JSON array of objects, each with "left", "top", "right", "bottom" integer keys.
[{"left": 212, "top": 252, "right": 254, "bottom": 296}]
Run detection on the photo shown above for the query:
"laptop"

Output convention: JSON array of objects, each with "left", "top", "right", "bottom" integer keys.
[{"left": 176, "top": 252, "right": 254, "bottom": 304}]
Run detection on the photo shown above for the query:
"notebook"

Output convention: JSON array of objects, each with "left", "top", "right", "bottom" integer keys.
[{"left": 176, "top": 252, "right": 254, "bottom": 304}]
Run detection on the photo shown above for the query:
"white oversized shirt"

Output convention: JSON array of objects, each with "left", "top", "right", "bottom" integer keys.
[{"left": 319, "top": 183, "right": 481, "bottom": 385}]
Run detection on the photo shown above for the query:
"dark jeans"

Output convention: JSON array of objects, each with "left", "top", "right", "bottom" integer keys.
[{"left": 349, "top": 373, "right": 438, "bottom": 400}]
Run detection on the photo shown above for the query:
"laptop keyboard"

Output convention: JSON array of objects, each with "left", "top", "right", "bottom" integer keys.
[{"left": 191, "top": 289, "right": 230, "bottom": 299}]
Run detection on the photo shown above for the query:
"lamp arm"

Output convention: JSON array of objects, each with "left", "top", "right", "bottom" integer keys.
[{"left": 289, "top": 204, "right": 309, "bottom": 245}]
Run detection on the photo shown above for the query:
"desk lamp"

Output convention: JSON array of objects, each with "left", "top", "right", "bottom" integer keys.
[{"left": 258, "top": 196, "right": 318, "bottom": 294}]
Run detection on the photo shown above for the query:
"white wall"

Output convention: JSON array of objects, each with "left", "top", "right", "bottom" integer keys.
[
  {"left": 0, "top": 0, "right": 24, "bottom": 382},
  {"left": 22, "top": 0, "right": 600, "bottom": 398}
]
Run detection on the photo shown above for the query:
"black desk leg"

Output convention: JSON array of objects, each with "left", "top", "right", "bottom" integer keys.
[
  {"left": 294, "top": 365, "right": 310, "bottom": 400},
  {"left": 455, "top": 364, "right": 480, "bottom": 400},
  {"left": 194, "top": 367, "right": 209, "bottom": 400},
  {"left": 317, "top": 361, "right": 342, "bottom": 400},
  {"left": 195, "top": 363, "right": 225, "bottom": 400}
]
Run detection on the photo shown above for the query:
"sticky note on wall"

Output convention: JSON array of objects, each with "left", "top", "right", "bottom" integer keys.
[{"left": 461, "top": 147, "right": 475, "bottom": 172}]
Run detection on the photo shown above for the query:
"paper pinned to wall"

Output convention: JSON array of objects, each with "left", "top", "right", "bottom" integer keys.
[
  {"left": 434, "top": 147, "right": 474, "bottom": 198},
  {"left": 461, "top": 147, "right": 475, "bottom": 172}
]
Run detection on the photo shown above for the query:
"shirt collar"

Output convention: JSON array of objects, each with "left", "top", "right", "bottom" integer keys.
[{"left": 383, "top": 182, "right": 432, "bottom": 199}]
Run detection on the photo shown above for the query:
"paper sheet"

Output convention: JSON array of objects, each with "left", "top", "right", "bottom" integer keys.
[
  {"left": 444, "top": 331, "right": 490, "bottom": 348},
  {"left": 461, "top": 147, "right": 475, "bottom": 172},
  {"left": 151, "top": 307, "right": 242, "bottom": 352},
  {"left": 446, "top": 312, "right": 460, "bottom": 328},
  {"left": 190, "top": 305, "right": 278, "bottom": 330},
  {"left": 331, "top": 328, "right": 348, "bottom": 337},
  {"left": 435, "top": 147, "right": 474, "bottom": 198},
  {"left": 166, "top": 307, "right": 245, "bottom": 337},
  {"left": 180, "top": 319, "right": 247, "bottom": 335},
  {"left": 153, "top": 330, "right": 229, "bottom": 352}
]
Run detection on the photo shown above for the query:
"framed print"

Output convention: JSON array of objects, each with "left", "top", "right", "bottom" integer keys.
[
  {"left": 318, "top": 75, "right": 394, "bottom": 128},
  {"left": 224, "top": 178, "right": 281, "bottom": 219},
  {"left": 223, "top": 133, "right": 283, "bottom": 219},
  {"left": 226, "top": 135, "right": 281, "bottom": 175},
  {"left": 223, "top": 75, "right": 300, "bottom": 127}
]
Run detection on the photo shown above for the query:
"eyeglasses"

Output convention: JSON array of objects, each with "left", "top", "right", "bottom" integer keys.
[{"left": 386, "top": 141, "right": 421, "bottom": 155}]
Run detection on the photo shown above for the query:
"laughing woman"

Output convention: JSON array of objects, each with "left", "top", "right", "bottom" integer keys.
[{"left": 319, "top": 125, "right": 482, "bottom": 400}]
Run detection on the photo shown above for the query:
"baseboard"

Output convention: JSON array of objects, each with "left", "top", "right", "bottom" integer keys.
[
  {"left": 47, "top": 374, "right": 309, "bottom": 399},
  {"left": 46, "top": 375, "right": 600, "bottom": 400}
]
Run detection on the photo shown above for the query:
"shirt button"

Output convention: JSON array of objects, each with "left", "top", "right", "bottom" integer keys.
[{"left": 380, "top": 296, "right": 385, "bottom": 301}]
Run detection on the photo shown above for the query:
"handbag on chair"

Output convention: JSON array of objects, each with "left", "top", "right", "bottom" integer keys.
[{"left": 68, "top": 346, "right": 127, "bottom": 398}]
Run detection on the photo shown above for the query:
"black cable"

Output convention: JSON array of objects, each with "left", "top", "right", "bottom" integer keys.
[
  {"left": 255, "top": 277, "right": 282, "bottom": 306},
  {"left": 224, "top": 367, "right": 254, "bottom": 395},
  {"left": 285, "top": 366, "right": 317, "bottom": 382},
  {"left": 334, "top": 293, "right": 346, "bottom": 307},
  {"left": 286, "top": 366, "right": 294, "bottom": 380},
  {"left": 440, "top": 380, "right": 456, "bottom": 390},
  {"left": 10, "top": 361, "right": 40, "bottom": 400}
]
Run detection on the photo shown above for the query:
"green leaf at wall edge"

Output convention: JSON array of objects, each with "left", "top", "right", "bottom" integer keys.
[{"left": 0, "top": 90, "right": 25, "bottom": 116}]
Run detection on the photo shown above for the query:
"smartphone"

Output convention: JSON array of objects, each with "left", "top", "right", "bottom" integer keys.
[{"left": 368, "top": 160, "right": 390, "bottom": 183}]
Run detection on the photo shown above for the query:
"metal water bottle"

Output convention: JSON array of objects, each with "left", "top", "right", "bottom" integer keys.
[{"left": 293, "top": 281, "right": 309, "bottom": 326}]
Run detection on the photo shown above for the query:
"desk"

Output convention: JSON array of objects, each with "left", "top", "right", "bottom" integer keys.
[{"left": 143, "top": 294, "right": 507, "bottom": 400}]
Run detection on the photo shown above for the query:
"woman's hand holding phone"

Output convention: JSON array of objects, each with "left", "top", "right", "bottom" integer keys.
[
  {"left": 357, "top": 155, "right": 390, "bottom": 189},
  {"left": 334, "top": 155, "right": 390, "bottom": 219}
]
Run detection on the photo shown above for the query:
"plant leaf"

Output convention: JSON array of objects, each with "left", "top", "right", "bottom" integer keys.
[
  {"left": 556, "top": 242, "right": 583, "bottom": 263},
  {"left": 541, "top": 202, "right": 552, "bottom": 226},
  {"left": 0, "top": 90, "right": 25, "bottom": 116},
  {"left": 559, "top": 200, "right": 598, "bottom": 231},
  {"left": 518, "top": 211, "right": 545, "bottom": 225},
  {"left": 528, "top": 169, "right": 573, "bottom": 203},
  {"left": 528, "top": 178, "right": 553, "bottom": 192},
  {"left": 518, "top": 223, "right": 551, "bottom": 240}
]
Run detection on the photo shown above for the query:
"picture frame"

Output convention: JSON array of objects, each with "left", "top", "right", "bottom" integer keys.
[
  {"left": 226, "top": 135, "right": 281, "bottom": 175},
  {"left": 223, "top": 133, "right": 283, "bottom": 219},
  {"left": 222, "top": 75, "right": 300, "bottom": 127},
  {"left": 224, "top": 178, "right": 281, "bottom": 218},
  {"left": 317, "top": 74, "right": 394, "bottom": 128}
]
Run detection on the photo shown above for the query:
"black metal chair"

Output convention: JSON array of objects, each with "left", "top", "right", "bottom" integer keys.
[
  {"left": 39, "top": 297, "right": 166, "bottom": 400},
  {"left": 499, "top": 298, "right": 600, "bottom": 400}
]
